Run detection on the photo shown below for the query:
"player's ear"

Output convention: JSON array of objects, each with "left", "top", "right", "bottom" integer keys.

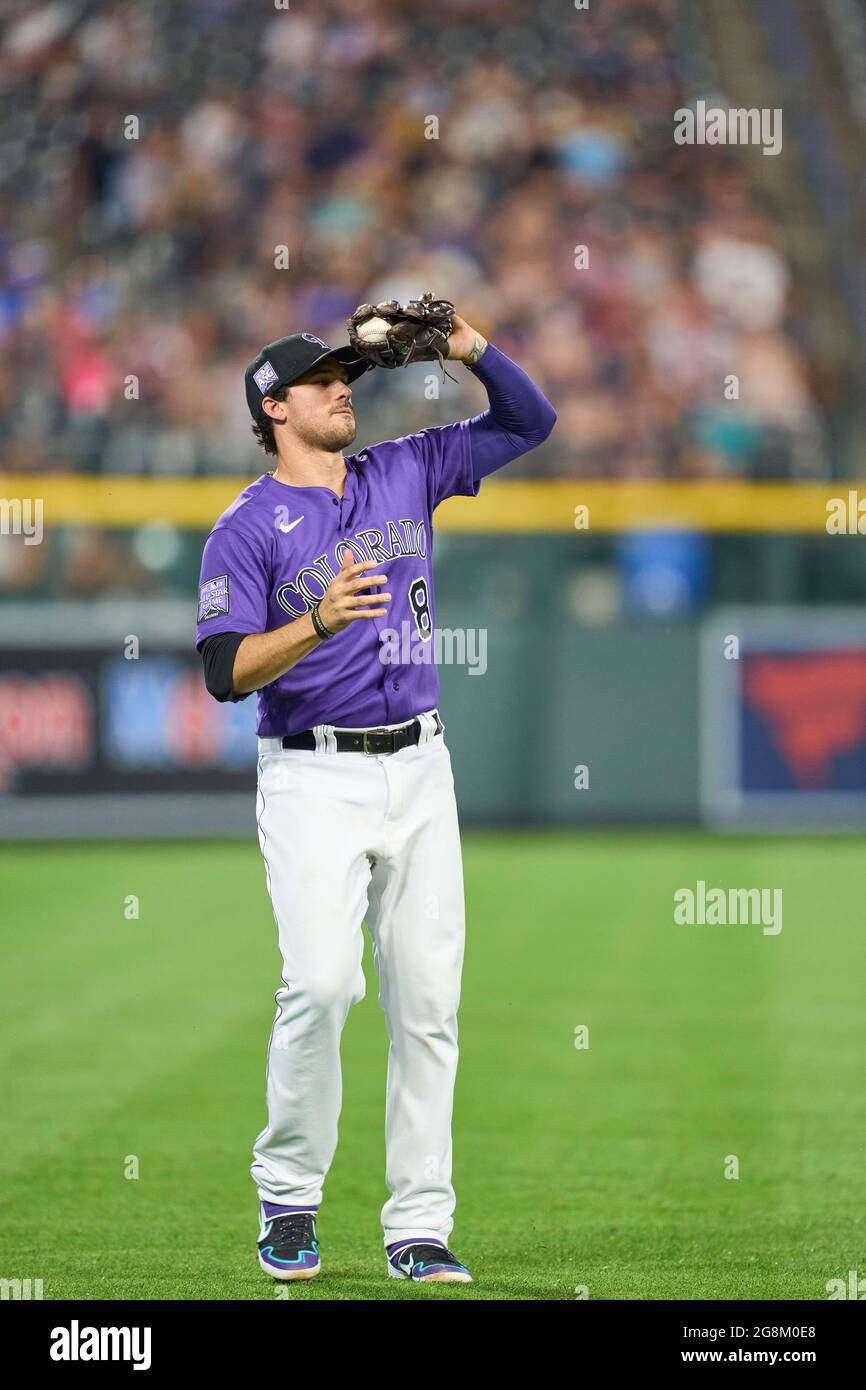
[{"left": 262, "top": 395, "right": 288, "bottom": 423}]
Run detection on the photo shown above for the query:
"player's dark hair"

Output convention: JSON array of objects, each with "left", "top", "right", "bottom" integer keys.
[{"left": 251, "top": 384, "right": 290, "bottom": 455}]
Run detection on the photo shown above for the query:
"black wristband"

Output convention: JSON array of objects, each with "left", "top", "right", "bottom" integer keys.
[{"left": 310, "top": 602, "right": 336, "bottom": 640}]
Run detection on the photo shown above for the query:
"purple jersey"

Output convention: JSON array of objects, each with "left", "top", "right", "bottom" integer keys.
[{"left": 195, "top": 344, "right": 556, "bottom": 735}]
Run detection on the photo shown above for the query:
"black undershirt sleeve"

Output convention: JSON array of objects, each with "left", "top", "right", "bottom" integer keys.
[{"left": 199, "top": 631, "right": 251, "bottom": 703}]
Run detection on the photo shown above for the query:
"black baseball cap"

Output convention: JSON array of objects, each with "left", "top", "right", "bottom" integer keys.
[{"left": 244, "top": 333, "right": 372, "bottom": 418}]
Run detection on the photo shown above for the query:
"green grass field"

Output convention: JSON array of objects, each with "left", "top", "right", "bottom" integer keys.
[{"left": 1, "top": 833, "right": 864, "bottom": 1301}]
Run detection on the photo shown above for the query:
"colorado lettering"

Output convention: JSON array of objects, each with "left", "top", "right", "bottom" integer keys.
[{"left": 276, "top": 518, "right": 428, "bottom": 616}]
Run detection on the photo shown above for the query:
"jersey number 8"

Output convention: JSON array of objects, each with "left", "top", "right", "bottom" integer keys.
[{"left": 408, "top": 576, "right": 432, "bottom": 642}]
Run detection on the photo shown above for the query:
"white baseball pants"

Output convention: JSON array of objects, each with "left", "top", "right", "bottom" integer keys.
[{"left": 250, "top": 711, "right": 466, "bottom": 1248}]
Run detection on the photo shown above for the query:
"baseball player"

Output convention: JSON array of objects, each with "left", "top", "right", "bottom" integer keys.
[{"left": 196, "top": 299, "right": 555, "bottom": 1284}]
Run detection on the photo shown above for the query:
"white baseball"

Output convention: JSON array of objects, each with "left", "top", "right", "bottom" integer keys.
[{"left": 356, "top": 316, "right": 391, "bottom": 346}]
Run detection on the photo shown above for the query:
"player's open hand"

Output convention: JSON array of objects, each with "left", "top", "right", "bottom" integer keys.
[{"left": 318, "top": 547, "right": 391, "bottom": 633}]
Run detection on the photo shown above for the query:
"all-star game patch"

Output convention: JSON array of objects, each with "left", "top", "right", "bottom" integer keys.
[
  {"left": 198, "top": 574, "right": 230, "bottom": 622},
  {"left": 253, "top": 360, "right": 279, "bottom": 394}
]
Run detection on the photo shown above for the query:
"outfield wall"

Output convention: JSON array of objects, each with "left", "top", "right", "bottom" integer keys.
[{"left": 2, "top": 592, "right": 864, "bottom": 838}]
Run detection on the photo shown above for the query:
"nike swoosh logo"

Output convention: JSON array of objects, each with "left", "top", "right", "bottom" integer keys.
[{"left": 278, "top": 516, "right": 305, "bottom": 533}]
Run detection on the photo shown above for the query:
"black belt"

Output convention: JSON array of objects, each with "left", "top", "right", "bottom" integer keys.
[{"left": 281, "top": 711, "right": 443, "bottom": 755}]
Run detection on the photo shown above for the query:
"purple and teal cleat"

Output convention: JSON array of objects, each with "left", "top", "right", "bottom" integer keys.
[
  {"left": 257, "top": 1203, "right": 320, "bottom": 1281},
  {"left": 386, "top": 1239, "right": 472, "bottom": 1283}
]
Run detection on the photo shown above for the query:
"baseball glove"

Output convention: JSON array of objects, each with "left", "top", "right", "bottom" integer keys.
[{"left": 346, "top": 291, "right": 456, "bottom": 371}]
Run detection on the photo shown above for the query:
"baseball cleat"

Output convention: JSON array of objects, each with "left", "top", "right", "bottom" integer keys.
[
  {"left": 257, "top": 1206, "right": 320, "bottom": 1280},
  {"left": 387, "top": 1240, "right": 472, "bottom": 1283}
]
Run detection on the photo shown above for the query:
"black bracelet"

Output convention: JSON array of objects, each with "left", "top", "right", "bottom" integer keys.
[{"left": 310, "top": 602, "right": 336, "bottom": 640}]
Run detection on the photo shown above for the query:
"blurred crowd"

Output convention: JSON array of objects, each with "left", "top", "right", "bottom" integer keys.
[{"left": 0, "top": 0, "right": 831, "bottom": 598}]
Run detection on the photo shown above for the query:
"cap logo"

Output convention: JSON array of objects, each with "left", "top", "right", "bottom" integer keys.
[
  {"left": 301, "top": 333, "right": 329, "bottom": 348},
  {"left": 253, "top": 361, "right": 279, "bottom": 394}
]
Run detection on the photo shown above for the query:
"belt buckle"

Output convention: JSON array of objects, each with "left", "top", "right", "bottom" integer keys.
[{"left": 362, "top": 728, "right": 393, "bottom": 755}]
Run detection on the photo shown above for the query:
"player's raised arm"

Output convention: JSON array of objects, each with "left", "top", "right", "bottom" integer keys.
[
  {"left": 446, "top": 313, "right": 558, "bottom": 481},
  {"left": 410, "top": 323, "right": 557, "bottom": 510},
  {"left": 346, "top": 295, "right": 556, "bottom": 506}
]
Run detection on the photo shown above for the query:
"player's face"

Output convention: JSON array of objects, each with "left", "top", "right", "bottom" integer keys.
[{"left": 272, "top": 359, "right": 357, "bottom": 452}]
